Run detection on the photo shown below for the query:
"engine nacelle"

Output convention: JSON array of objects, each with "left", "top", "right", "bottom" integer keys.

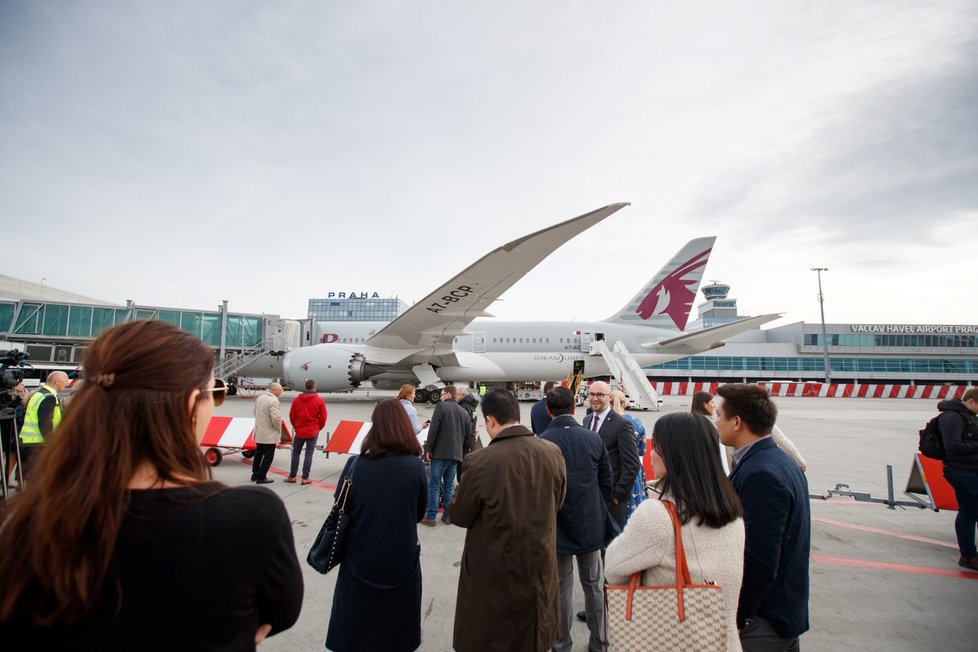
[{"left": 282, "top": 345, "right": 385, "bottom": 392}]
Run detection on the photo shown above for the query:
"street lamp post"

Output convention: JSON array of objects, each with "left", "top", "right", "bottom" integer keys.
[
  {"left": 811, "top": 267, "right": 830, "bottom": 383},
  {"left": 39, "top": 277, "right": 47, "bottom": 300}
]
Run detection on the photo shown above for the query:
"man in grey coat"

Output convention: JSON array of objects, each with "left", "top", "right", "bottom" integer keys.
[
  {"left": 252, "top": 383, "right": 283, "bottom": 484},
  {"left": 422, "top": 386, "right": 473, "bottom": 526}
]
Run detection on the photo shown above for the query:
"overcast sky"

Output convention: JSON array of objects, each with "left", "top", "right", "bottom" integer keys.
[{"left": 2, "top": 1, "right": 976, "bottom": 328}]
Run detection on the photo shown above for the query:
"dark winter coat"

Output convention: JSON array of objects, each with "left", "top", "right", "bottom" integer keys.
[
  {"left": 450, "top": 425, "right": 567, "bottom": 652},
  {"left": 325, "top": 454, "right": 427, "bottom": 652},
  {"left": 424, "top": 399, "right": 470, "bottom": 461},
  {"left": 938, "top": 398, "right": 978, "bottom": 472},
  {"left": 729, "top": 437, "right": 811, "bottom": 639},
  {"left": 540, "top": 414, "right": 614, "bottom": 554}
]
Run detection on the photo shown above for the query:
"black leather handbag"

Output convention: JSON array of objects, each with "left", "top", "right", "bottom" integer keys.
[{"left": 307, "top": 456, "right": 359, "bottom": 574}]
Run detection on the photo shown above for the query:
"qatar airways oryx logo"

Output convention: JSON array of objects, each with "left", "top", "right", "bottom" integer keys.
[{"left": 634, "top": 247, "right": 711, "bottom": 330}]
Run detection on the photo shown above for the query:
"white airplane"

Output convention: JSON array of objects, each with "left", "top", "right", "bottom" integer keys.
[{"left": 248, "top": 203, "right": 779, "bottom": 395}]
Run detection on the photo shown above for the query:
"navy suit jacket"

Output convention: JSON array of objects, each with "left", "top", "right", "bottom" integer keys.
[
  {"left": 540, "top": 414, "right": 614, "bottom": 554},
  {"left": 729, "top": 437, "right": 811, "bottom": 639},
  {"left": 583, "top": 410, "right": 639, "bottom": 503},
  {"left": 530, "top": 397, "right": 552, "bottom": 435}
]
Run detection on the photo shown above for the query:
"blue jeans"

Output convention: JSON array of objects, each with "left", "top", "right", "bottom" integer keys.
[
  {"left": 290, "top": 435, "right": 319, "bottom": 480},
  {"left": 943, "top": 466, "right": 978, "bottom": 558},
  {"left": 426, "top": 458, "right": 457, "bottom": 520}
]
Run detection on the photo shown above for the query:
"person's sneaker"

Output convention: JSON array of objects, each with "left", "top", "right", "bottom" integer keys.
[
  {"left": 256, "top": 479, "right": 274, "bottom": 485},
  {"left": 301, "top": 478, "right": 313, "bottom": 485},
  {"left": 959, "top": 556, "right": 978, "bottom": 571},
  {"left": 420, "top": 518, "right": 437, "bottom": 527},
  {"left": 441, "top": 516, "right": 452, "bottom": 526},
  {"left": 576, "top": 610, "right": 587, "bottom": 622},
  {"left": 284, "top": 476, "right": 297, "bottom": 483}
]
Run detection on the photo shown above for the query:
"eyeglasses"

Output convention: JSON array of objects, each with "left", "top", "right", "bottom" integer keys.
[
  {"left": 588, "top": 392, "right": 609, "bottom": 398},
  {"left": 201, "top": 378, "right": 228, "bottom": 407}
]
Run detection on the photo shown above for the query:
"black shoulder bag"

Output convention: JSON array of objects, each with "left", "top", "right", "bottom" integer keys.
[{"left": 307, "top": 456, "right": 360, "bottom": 574}]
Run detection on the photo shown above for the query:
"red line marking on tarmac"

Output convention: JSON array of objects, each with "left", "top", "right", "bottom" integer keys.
[
  {"left": 234, "top": 456, "right": 337, "bottom": 490},
  {"left": 813, "top": 516, "right": 958, "bottom": 549},
  {"left": 811, "top": 555, "right": 978, "bottom": 580}
]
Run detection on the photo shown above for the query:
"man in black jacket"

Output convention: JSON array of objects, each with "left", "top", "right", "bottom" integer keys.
[
  {"left": 541, "top": 387, "right": 613, "bottom": 652},
  {"left": 422, "top": 386, "right": 472, "bottom": 527},
  {"left": 717, "top": 383, "right": 810, "bottom": 652},
  {"left": 938, "top": 388, "right": 978, "bottom": 572}
]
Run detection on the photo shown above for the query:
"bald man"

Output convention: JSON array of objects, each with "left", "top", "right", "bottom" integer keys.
[
  {"left": 582, "top": 381, "right": 640, "bottom": 529},
  {"left": 252, "top": 383, "right": 284, "bottom": 484},
  {"left": 20, "top": 371, "right": 70, "bottom": 475}
]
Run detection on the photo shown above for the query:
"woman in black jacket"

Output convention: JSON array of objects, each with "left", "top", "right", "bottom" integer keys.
[{"left": 326, "top": 399, "right": 427, "bottom": 651}]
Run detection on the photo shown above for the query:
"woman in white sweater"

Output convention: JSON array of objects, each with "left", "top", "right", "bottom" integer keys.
[{"left": 605, "top": 412, "right": 746, "bottom": 651}]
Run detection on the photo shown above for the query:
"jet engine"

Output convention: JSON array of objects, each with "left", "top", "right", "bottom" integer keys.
[{"left": 282, "top": 345, "right": 385, "bottom": 392}]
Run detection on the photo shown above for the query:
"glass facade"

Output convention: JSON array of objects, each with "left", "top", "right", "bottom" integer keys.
[
  {"left": 308, "top": 297, "right": 407, "bottom": 322},
  {"left": 804, "top": 333, "right": 977, "bottom": 348},
  {"left": 0, "top": 301, "right": 262, "bottom": 348},
  {"left": 649, "top": 356, "right": 978, "bottom": 374}
]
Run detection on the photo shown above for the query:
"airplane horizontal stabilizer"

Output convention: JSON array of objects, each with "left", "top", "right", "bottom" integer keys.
[{"left": 640, "top": 314, "right": 782, "bottom": 354}]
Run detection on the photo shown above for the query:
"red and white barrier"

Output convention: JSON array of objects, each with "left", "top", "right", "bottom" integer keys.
[
  {"left": 200, "top": 416, "right": 292, "bottom": 450},
  {"left": 325, "top": 420, "right": 431, "bottom": 454},
  {"left": 650, "top": 381, "right": 971, "bottom": 399}
]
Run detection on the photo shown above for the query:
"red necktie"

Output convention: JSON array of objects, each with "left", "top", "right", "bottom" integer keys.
[{"left": 592, "top": 415, "right": 599, "bottom": 432}]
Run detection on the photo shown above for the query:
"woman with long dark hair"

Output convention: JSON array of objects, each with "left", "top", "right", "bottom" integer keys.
[
  {"left": 605, "top": 412, "right": 745, "bottom": 650},
  {"left": 691, "top": 390, "right": 716, "bottom": 417},
  {"left": 0, "top": 320, "right": 303, "bottom": 649},
  {"left": 325, "top": 398, "right": 427, "bottom": 652}
]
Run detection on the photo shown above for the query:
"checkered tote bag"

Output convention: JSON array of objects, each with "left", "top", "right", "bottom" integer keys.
[{"left": 605, "top": 501, "right": 726, "bottom": 651}]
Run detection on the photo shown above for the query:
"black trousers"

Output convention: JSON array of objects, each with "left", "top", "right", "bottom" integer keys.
[{"left": 252, "top": 443, "right": 277, "bottom": 480}]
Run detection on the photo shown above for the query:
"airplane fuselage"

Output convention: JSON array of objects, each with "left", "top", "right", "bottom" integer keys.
[{"left": 296, "top": 319, "right": 687, "bottom": 387}]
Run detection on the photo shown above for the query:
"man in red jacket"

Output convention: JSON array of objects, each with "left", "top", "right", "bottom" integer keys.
[{"left": 286, "top": 379, "right": 327, "bottom": 484}]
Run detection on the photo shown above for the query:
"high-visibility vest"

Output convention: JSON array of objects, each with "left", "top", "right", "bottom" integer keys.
[{"left": 21, "top": 384, "right": 61, "bottom": 445}]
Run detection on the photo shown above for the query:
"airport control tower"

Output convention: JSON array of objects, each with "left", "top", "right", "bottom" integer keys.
[{"left": 687, "top": 281, "right": 742, "bottom": 329}]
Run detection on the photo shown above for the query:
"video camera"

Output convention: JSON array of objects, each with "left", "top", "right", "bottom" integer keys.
[{"left": 1, "top": 349, "right": 30, "bottom": 410}]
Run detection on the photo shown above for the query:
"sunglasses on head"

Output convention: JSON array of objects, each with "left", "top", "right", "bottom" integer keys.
[{"left": 201, "top": 378, "right": 227, "bottom": 407}]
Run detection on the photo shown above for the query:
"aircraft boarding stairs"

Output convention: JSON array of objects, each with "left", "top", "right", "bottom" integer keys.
[
  {"left": 213, "top": 339, "right": 277, "bottom": 382},
  {"left": 589, "top": 339, "right": 660, "bottom": 411}
]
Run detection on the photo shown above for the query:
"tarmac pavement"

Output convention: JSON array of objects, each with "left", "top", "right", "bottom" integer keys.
[{"left": 209, "top": 391, "right": 976, "bottom": 651}]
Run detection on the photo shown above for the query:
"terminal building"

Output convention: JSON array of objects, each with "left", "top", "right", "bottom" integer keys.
[
  {"left": 649, "top": 283, "right": 978, "bottom": 387},
  {"left": 2, "top": 274, "right": 973, "bottom": 391},
  {"left": 307, "top": 293, "right": 408, "bottom": 322}
]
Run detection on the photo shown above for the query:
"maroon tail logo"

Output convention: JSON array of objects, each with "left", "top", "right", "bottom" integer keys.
[{"left": 634, "top": 248, "right": 712, "bottom": 330}]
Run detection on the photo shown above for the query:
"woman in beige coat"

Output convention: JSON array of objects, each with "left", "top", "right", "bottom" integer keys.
[{"left": 606, "top": 413, "right": 745, "bottom": 651}]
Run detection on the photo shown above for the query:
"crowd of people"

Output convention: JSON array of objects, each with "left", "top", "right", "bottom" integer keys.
[{"left": 1, "top": 320, "right": 975, "bottom": 651}]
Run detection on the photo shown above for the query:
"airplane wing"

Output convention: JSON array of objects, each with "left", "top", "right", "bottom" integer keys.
[
  {"left": 364, "top": 203, "right": 630, "bottom": 365},
  {"left": 639, "top": 314, "right": 782, "bottom": 355}
]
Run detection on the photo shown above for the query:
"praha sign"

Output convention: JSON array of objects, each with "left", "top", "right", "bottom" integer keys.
[
  {"left": 851, "top": 324, "right": 978, "bottom": 334},
  {"left": 326, "top": 291, "right": 382, "bottom": 299}
]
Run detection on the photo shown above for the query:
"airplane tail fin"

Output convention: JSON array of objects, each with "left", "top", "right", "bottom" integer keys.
[{"left": 605, "top": 236, "right": 716, "bottom": 331}]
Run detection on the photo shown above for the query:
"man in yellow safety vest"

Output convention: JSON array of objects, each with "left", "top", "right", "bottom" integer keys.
[{"left": 19, "top": 371, "right": 70, "bottom": 474}]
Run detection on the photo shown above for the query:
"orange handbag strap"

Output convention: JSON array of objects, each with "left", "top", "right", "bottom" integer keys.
[
  {"left": 662, "top": 500, "right": 691, "bottom": 622},
  {"left": 622, "top": 500, "right": 693, "bottom": 623}
]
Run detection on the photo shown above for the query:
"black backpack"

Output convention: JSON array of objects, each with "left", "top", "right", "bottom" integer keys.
[{"left": 918, "top": 415, "right": 945, "bottom": 460}]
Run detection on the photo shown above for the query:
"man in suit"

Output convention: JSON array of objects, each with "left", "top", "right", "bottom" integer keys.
[
  {"left": 530, "top": 381, "right": 557, "bottom": 434},
  {"left": 540, "top": 387, "right": 613, "bottom": 652},
  {"left": 716, "top": 383, "right": 810, "bottom": 652},
  {"left": 582, "top": 380, "right": 640, "bottom": 529}
]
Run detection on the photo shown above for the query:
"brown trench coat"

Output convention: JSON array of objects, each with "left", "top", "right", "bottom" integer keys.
[{"left": 449, "top": 425, "right": 568, "bottom": 652}]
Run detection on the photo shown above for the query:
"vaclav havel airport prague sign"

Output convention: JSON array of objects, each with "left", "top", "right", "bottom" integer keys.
[{"left": 850, "top": 324, "right": 978, "bottom": 334}]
